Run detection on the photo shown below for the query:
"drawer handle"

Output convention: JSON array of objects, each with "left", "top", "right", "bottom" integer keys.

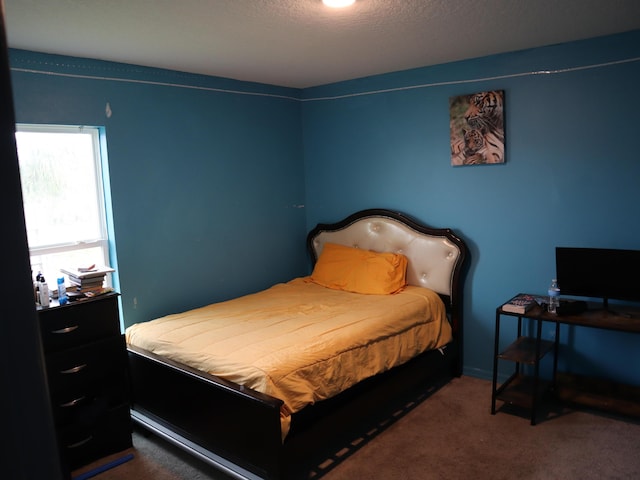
[
  {"left": 60, "top": 396, "right": 86, "bottom": 408},
  {"left": 67, "top": 435, "right": 93, "bottom": 449},
  {"left": 60, "top": 364, "right": 87, "bottom": 375},
  {"left": 51, "top": 325, "right": 79, "bottom": 334}
]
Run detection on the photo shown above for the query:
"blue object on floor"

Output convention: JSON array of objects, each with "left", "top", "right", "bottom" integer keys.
[{"left": 72, "top": 453, "right": 134, "bottom": 480}]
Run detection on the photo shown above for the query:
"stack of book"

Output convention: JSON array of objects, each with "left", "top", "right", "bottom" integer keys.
[
  {"left": 501, "top": 293, "right": 541, "bottom": 314},
  {"left": 61, "top": 266, "right": 115, "bottom": 296}
]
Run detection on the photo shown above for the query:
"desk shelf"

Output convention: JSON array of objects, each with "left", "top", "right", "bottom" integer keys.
[
  {"left": 498, "top": 336, "right": 555, "bottom": 365},
  {"left": 557, "top": 372, "right": 640, "bottom": 418},
  {"left": 495, "top": 374, "right": 552, "bottom": 410}
]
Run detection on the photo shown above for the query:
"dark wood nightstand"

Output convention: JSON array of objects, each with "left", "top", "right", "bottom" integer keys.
[{"left": 37, "top": 293, "right": 132, "bottom": 476}]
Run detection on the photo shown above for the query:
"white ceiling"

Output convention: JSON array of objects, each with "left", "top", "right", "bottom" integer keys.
[{"left": 4, "top": 0, "right": 640, "bottom": 89}]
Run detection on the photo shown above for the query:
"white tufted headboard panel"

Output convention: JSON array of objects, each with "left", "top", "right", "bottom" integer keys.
[{"left": 307, "top": 209, "right": 468, "bottom": 304}]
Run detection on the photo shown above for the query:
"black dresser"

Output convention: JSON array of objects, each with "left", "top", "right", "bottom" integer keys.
[{"left": 37, "top": 292, "right": 132, "bottom": 475}]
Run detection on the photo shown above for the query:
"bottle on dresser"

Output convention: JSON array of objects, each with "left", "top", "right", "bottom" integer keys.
[
  {"left": 35, "top": 272, "right": 50, "bottom": 307},
  {"left": 547, "top": 279, "right": 560, "bottom": 314}
]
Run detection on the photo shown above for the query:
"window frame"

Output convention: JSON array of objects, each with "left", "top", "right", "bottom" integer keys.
[{"left": 15, "top": 123, "right": 111, "bottom": 283}]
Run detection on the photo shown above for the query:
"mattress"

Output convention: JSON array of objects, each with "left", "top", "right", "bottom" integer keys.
[{"left": 125, "top": 277, "right": 452, "bottom": 437}]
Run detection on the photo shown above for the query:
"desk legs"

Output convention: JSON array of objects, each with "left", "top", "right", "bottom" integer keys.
[
  {"left": 530, "top": 317, "right": 544, "bottom": 425},
  {"left": 552, "top": 322, "right": 559, "bottom": 392},
  {"left": 491, "top": 310, "right": 501, "bottom": 415}
]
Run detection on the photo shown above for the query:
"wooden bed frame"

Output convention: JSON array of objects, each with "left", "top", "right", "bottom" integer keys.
[{"left": 127, "top": 209, "right": 468, "bottom": 479}]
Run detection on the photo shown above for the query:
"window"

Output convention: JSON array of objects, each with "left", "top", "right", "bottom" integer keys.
[{"left": 15, "top": 124, "right": 112, "bottom": 287}]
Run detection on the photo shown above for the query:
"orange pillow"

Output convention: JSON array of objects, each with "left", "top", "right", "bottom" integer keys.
[{"left": 310, "top": 243, "right": 408, "bottom": 294}]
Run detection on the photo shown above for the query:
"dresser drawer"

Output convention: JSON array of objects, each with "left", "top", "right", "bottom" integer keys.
[
  {"left": 59, "top": 404, "right": 132, "bottom": 471},
  {"left": 39, "top": 295, "right": 120, "bottom": 352},
  {"left": 51, "top": 387, "right": 129, "bottom": 429},
  {"left": 45, "top": 335, "right": 127, "bottom": 397},
  {"left": 46, "top": 339, "right": 129, "bottom": 426}
]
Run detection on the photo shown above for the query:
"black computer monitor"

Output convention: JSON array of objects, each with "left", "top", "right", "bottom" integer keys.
[{"left": 555, "top": 247, "right": 640, "bottom": 309}]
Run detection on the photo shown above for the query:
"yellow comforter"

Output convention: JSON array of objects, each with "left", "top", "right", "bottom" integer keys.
[{"left": 125, "top": 277, "right": 452, "bottom": 438}]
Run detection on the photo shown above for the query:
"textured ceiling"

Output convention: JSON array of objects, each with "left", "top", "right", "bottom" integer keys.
[{"left": 4, "top": 0, "right": 640, "bottom": 88}]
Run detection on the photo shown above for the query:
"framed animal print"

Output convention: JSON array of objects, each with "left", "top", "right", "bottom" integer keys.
[{"left": 449, "top": 90, "right": 505, "bottom": 166}]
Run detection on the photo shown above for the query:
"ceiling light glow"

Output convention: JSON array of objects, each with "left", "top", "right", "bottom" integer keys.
[{"left": 322, "top": 0, "right": 356, "bottom": 8}]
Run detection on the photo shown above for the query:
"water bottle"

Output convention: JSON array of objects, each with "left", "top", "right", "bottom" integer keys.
[
  {"left": 548, "top": 279, "right": 560, "bottom": 314},
  {"left": 57, "top": 277, "right": 68, "bottom": 305}
]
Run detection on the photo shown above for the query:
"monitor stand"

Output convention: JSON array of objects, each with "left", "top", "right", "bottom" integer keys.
[{"left": 595, "top": 297, "right": 633, "bottom": 318}]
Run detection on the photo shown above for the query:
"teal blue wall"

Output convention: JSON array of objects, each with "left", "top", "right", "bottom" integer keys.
[
  {"left": 9, "top": 29, "right": 640, "bottom": 384},
  {"left": 9, "top": 50, "right": 307, "bottom": 327},
  {"left": 301, "top": 30, "right": 640, "bottom": 383}
]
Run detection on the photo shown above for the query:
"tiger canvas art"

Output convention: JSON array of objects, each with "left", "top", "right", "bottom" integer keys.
[{"left": 449, "top": 90, "right": 505, "bottom": 166}]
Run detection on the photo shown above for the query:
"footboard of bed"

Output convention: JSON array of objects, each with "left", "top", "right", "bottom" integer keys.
[
  {"left": 127, "top": 345, "right": 284, "bottom": 480},
  {"left": 128, "top": 339, "right": 460, "bottom": 480}
]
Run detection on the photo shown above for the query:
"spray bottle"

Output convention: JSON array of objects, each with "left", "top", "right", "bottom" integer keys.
[{"left": 37, "top": 273, "right": 50, "bottom": 307}]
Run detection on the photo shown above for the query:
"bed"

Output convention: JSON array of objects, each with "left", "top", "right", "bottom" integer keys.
[{"left": 126, "top": 208, "right": 468, "bottom": 480}]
